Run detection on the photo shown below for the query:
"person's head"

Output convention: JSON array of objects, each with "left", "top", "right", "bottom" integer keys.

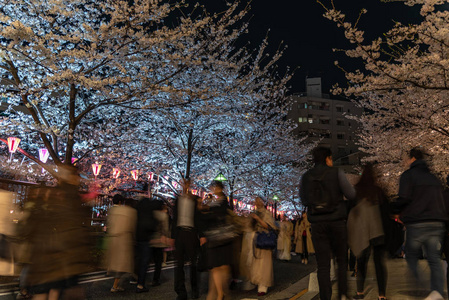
[
  {"left": 112, "top": 194, "right": 124, "bottom": 205},
  {"left": 254, "top": 196, "right": 265, "bottom": 209},
  {"left": 356, "top": 163, "right": 377, "bottom": 188},
  {"left": 210, "top": 180, "right": 224, "bottom": 195},
  {"left": 312, "top": 147, "right": 333, "bottom": 166}
]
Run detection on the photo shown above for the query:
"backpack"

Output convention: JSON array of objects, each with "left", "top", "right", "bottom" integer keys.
[{"left": 307, "top": 169, "right": 337, "bottom": 215}]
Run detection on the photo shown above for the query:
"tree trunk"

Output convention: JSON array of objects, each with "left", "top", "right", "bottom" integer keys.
[{"left": 185, "top": 129, "right": 193, "bottom": 180}]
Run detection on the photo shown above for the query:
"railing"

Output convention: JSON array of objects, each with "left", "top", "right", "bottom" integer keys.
[{"left": 0, "top": 178, "right": 38, "bottom": 207}]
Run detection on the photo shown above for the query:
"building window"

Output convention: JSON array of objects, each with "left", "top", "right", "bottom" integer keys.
[
  {"left": 347, "top": 109, "right": 351, "bottom": 113},
  {"left": 321, "top": 130, "right": 331, "bottom": 139},
  {"left": 336, "top": 106, "right": 343, "bottom": 112},
  {"left": 337, "top": 133, "right": 345, "bottom": 140},
  {"left": 299, "top": 103, "right": 308, "bottom": 109},
  {"left": 320, "top": 118, "right": 330, "bottom": 125},
  {"left": 320, "top": 102, "right": 330, "bottom": 111},
  {"left": 298, "top": 117, "right": 307, "bottom": 123},
  {"left": 336, "top": 119, "right": 344, "bottom": 126}
]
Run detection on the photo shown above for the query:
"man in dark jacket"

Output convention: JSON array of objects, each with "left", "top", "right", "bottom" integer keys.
[
  {"left": 300, "top": 147, "right": 356, "bottom": 300},
  {"left": 395, "top": 148, "right": 447, "bottom": 299}
]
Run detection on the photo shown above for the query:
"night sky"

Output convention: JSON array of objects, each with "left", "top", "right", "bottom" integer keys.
[{"left": 200, "top": 0, "right": 423, "bottom": 95}]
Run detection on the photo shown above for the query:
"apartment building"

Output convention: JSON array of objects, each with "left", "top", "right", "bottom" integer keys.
[{"left": 288, "top": 78, "right": 362, "bottom": 165}]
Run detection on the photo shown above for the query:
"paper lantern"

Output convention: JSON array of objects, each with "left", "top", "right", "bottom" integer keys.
[
  {"left": 92, "top": 163, "right": 102, "bottom": 177},
  {"left": 38, "top": 148, "right": 49, "bottom": 163},
  {"left": 7, "top": 137, "right": 20, "bottom": 153},
  {"left": 112, "top": 168, "right": 121, "bottom": 179},
  {"left": 131, "top": 170, "right": 139, "bottom": 181}
]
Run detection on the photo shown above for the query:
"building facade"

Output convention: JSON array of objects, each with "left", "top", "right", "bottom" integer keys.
[{"left": 288, "top": 78, "right": 362, "bottom": 165}]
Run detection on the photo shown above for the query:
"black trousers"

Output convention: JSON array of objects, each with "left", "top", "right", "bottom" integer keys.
[
  {"left": 356, "top": 245, "right": 387, "bottom": 296},
  {"left": 152, "top": 247, "right": 163, "bottom": 283},
  {"left": 302, "top": 236, "right": 309, "bottom": 260},
  {"left": 174, "top": 229, "right": 199, "bottom": 299},
  {"left": 311, "top": 220, "right": 348, "bottom": 300}
]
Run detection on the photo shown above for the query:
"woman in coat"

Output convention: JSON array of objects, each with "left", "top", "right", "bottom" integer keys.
[
  {"left": 347, "top": 164, "right": 389, "bottom": 300},
  {"left": 202, "top": 181, "right": 233, "bottom": 300},
  {"left": 250, "top": 196, "right": 276, "bottom": 296},
  {"left": 295, "top": 212, "right": 314, "bottom": 264},
  {"left": 277, "top": 215, "right": 293, "bottom": 261},
  {"left": 106, "top": 195, "right": 137, "bottom": 292}
]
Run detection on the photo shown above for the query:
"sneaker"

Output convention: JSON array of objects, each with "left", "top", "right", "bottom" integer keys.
[
  {"left": 136, "top": 286, "right": 149, "bottom": 293},
  {"left": 424, "top": 291, "right": 444, "bottom": 300},
  {"left": 110, "top": 287, "right": 125, "bottom": 293}
]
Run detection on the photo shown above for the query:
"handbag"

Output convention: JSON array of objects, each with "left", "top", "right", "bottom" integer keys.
[
  {"left": 204, "top": 223, "right": 237, "bottom": 248},
  {"left": 255, "top": 229, "right": 278, "bottom": 250}
]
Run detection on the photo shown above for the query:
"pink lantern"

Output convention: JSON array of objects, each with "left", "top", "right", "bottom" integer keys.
[
  {"left": 7, "top": 137, "right": 20, "bottom": 153},
  {"left": 192, "top": 189, "right": 197, "bottom": 195},
  {"left": 233, "top": 199, "right": 237, "bottom": 206},
  {"left": 92, "top": 163, "right": 102, "bottom": 180},
  {"left": 112, "top": 168, "right": 121, "bottom": 179},
  {"left": 71, "top": 157, "right": 78, "bottom": 164},
  {"left": 238, "top": 201, "right": 242, "bottom": 208},
  {"left": 172, "top": 181, "right": 178, "bottom": 189},
  {"left": 148, "top": 172, "right": 154, "bottom": 181},
  {"left": 38, "top": 148, "right": 49, "bottom": 163},
  {"left": 131, "top": 170, "right": 139, "bottom": 181}
]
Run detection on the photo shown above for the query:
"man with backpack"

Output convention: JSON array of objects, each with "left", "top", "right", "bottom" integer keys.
[{"left": 300, "top": 147, "right": 356, "bottom": 300}]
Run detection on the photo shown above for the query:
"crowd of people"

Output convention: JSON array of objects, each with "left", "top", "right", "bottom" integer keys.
[
  {"left": 1, "top": 145, "right": 449, "bottom": 300},
  {"left": 301, "top": 146, "right": 449, "bottom": 300}
]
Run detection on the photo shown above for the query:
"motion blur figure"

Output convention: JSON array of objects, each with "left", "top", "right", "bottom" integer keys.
[
  {"left": 20, "top": 165, "right": 92, "bottom": 300},
  {"left": 277, "top": 215, "right": 293, "bottom": 261},
  {"left": 105, "top": 194, "right": 137, "bottom": 292}
]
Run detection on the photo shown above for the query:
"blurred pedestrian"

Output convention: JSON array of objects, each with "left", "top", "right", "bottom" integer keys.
[
  {"left": 250, "top": 196, "right": 277, "bottom": 296},
  {"left": 105, "top": 194, "right": 137, "bottom": 292},
  {"left": 347, "top": 164, "right": 389, "bottom": 300},
  {"left": 277, "top": 215, "right": 293, "bottom": 261},
  {"left": 202, "top": 180, "right": 233, "bottom": 300},
  {"left": 21, "top": 165, "right": 92, "bottom": 300},
  {"left": 300, "top": 147, "right": 356, "bottom": 300},
  {"left": 150, "top": 202, "right": 170, "bottom": 286},
  {"left": 135, "top": 193, "right": 158, "bottom": 293},
  {"left": 295, "top": 212, "right": 314, "bottom": 264},
  {"left": 171, "top": 179, "right": 203, "bottom": 300},
  {"left": 393, "top": 148, "right": 447, "bottom": 300}
]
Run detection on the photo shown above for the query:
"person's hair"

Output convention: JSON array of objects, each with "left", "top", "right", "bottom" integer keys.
[
  {"left": 210, "top": 180, "right": 224, "bottom": 190},
  {"left": 355, "top": 163, "right": 382, "bottom": 204},
  {"left": 112, "top": 194, "right": 124, "bottom": 205},
  {"left": 312, "top": 147, "right": 332, "bottom": 165},
  {"left": 409, "top": 147, "right": 425, "bottom": 160}
]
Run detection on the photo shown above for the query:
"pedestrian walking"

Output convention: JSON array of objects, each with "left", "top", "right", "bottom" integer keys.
[
  {"left": 202, "top": 180, "right": 233, "bottom": 300},
  {"left": 105, "top": 194, "right": 137, "bottom": 293},
  {"left": 277, "top": 215, "right": 293, "bottom": 261},
  {"left": 150, "top": 202, "right": 170, "bottom": 286},
  {"left": 300, "top": 147, "right": 356, "bottom": 300},
  {"left": 347, "top": 164, "right": 389, "bottom": 300},
  {"left": 171, "top": 179, "right": 203, "bottom": 300},
  {"left": 295, "top": 212, "right": 314, "bottom": 264},
  {"left": 393, "top": 148, "right": 447, "bottom": 300},
  {"left": 135, "top": 193, "right": 158, "bottom": 293},
  {"left": 250, "top": 196, "right": 277, "bottom": 296}
]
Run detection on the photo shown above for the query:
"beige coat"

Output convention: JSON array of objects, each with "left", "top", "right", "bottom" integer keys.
[
  {"left": 295, "top": 218, "right": 315, "bottom": 254},
  {"left": 277, "top": 220, "right": 293, "bottom": 260},
  {"left": 251, "top": 207, "right": 276, "bottom": 288},
  {"left": 106, "top": 205, "right": 137, "bottom": 274}
]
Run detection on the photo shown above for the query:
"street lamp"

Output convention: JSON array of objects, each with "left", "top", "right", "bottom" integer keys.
[
  {"left": 214, "top": 173, "right": 227, "bottom": 182},
  {"left": 92, "top": 163, "right": 102, "bottom": 181},
  {"left": 7, "top": 137, "right": 20, "bottom": 162},
  {"left": 273, "top": 195, "right": 279, "bottom": 219}
]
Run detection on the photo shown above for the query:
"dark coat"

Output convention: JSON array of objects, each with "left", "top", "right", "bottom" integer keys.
[
  {"left": 300, "top": 164, "right": 356, "bottom": 223},
  {"left": 395, "top": 160, "right": 448, "bottom": 224}
]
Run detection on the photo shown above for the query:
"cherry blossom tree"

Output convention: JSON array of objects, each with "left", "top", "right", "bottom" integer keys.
[
  {"left": 320, "top": 0, "right": 449, "bottom": 192},
  {"left": 0, "top": 0, "right": 252, "bottom": 180}
]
